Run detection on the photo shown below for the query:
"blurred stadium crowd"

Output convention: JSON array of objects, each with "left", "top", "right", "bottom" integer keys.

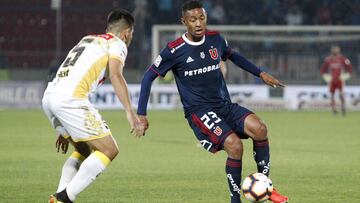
[{"left": 0, "top": 0, "right": 359, "bottom": 83}]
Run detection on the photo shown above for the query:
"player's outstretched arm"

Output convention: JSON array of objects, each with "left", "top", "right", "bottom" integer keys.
[
  {"left": 226, "top": 49, "right": 284, "bottom": 88},
  {"left": 227, "top": 51, "right": 262, "bottom": 77},
  {"left": 108, "top": 58, "right": 145, "bottom": 137},
  {"left": 137, "top": 68, "right": 159, "bottom": 133},
  {"left": 259, "top": 72, "right": 285, "bottom": 88}
]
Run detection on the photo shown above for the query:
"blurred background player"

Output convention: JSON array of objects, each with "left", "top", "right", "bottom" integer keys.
[
  {"left": 320, "top": 45, "right": 352, "bottom": 115},
  {"left": 42, "top": 9, "right": 145, "bottom": 203},
  {"left": 137, "top": 1, "right": 288, "bottom": 203}
]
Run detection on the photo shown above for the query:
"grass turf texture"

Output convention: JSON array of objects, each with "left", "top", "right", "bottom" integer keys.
[{"left": 0, "top": 109, "right": 359, "bottom": 203}]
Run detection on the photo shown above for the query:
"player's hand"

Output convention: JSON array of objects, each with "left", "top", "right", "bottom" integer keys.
[
  {"left": 56, "top": 135, "right": 69, "bottom": 154},
  {"left": 127, "top": 111, "right": 146, "bottom": 138},
  {"left": 134, "top": 119, "right": 147, "bottom": 137},
  {"left": 340, "top": 72, "right": 350, "bottom": 81},
  {"left": 138, "top": 115, "right": 149, "bottom": 131},
  {"left": 322, "top": 73, "right": 332, "bottom": 83},
  {"left": 260, "top": 72, "right": 285, "bottom": 88}
]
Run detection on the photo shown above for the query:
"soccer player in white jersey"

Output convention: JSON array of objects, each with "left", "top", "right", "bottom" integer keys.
[{"left": 42, "top": 9, "right": 145, "bottom": 203}]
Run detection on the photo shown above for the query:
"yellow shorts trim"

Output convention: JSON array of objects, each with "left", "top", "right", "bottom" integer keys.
[
  {"left": 70, "top": 151, "right": 86, "bottom": 162},
  {"left": 72, "top": 132, "right": 112, "bottom": 142},
  {"left": 94, "top": 150, "right": 111, "bottom": 166}
]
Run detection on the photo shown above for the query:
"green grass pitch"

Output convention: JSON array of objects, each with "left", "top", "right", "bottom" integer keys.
[{"left": 0, "top": 109, "right": 359, "bottom": 203}]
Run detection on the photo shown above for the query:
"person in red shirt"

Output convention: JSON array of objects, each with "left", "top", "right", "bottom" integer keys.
[{"left": 320, "top": 45, "right": 352, "bottom": 115}]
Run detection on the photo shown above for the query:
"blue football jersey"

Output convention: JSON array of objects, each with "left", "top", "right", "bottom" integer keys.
[{"left": 150, "top": 31, "right": 233, "bottom": 113}]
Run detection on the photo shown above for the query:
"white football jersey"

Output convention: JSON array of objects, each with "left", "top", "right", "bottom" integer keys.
[{"left": 45, "top": 33, "right": 127, "bottom": 98}]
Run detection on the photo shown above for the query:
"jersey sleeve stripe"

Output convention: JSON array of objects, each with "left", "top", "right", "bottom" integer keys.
[
  {"left": 149, "top": 66, "right": 161, "bottom": 77},
  {"left": 168, "top": 37, "right": 185, "bottom": 48}
]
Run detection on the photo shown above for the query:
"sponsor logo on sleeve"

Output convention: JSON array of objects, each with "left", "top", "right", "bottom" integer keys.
[{"left": 154, "top": 55, "right": 162, "bottom": 67}]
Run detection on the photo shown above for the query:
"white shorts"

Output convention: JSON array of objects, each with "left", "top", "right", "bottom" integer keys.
[{"left": 42, "top": 92, "right": 111, "bottom": 142}]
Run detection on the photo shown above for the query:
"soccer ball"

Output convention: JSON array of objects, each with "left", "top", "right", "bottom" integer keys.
[{"left": 241, "top": 173, "right": 273, "bottom": 202}]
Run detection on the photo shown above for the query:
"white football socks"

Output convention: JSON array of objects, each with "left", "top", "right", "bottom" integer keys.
[
  {"left": 56, "top": 151, "right": 85, "bottom": 193},
  {"left": 65, "top": 151, "right": 111, "bottom": 201}
]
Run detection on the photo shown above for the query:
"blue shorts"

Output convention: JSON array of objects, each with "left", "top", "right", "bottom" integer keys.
[{"left": 186, "top": 103, "right": 253, "bottom": 153}]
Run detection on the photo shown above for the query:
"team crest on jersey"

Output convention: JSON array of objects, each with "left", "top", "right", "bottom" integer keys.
[
  {"left": 200, "top": 52, "right": 205, "bottom": 59},
  {"left": 209, "top": 48, "right": 218, "bottom": 60}
]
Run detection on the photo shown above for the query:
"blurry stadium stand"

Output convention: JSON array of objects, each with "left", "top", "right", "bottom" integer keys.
[
  {"left": 0, "top": 0, "right": 359, "bottom": 84},
  {"left": 153, "top": 25, "right": 360, "bottom": 85},
  {"left": 0, "top": 0, "right": 140, "bottom": 82}
]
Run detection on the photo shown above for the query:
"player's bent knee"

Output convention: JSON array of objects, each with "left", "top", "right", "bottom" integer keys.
[
  {"left": 224, "top": 134, "right": 243, "bottom": 159},
  {"left": 112, "top": 147, "right": 119, "bottom": 158},
  {"left": 258, "top": 123, "right": 268, "bottom": 137},
  {"left": 111, "top": 145, "right": 120, "bottom": 159},
  {"left": 252, "top": 122, "right": 268, "bottom": 140},
  {"left": 87, "top": 135, "right": 119, "bottom": 160}
]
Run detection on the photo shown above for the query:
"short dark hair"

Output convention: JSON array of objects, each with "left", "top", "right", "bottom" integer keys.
[
  {"left": 182, "top": 0, "right": 203, "bottom": 14},
  {"left": 107, "top": 9, "right": 135, "bottom": 28}
]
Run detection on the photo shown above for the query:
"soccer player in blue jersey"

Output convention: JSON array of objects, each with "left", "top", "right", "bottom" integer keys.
[{"left": 137, "top": 1, "right": 288, "bottom": 203}]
